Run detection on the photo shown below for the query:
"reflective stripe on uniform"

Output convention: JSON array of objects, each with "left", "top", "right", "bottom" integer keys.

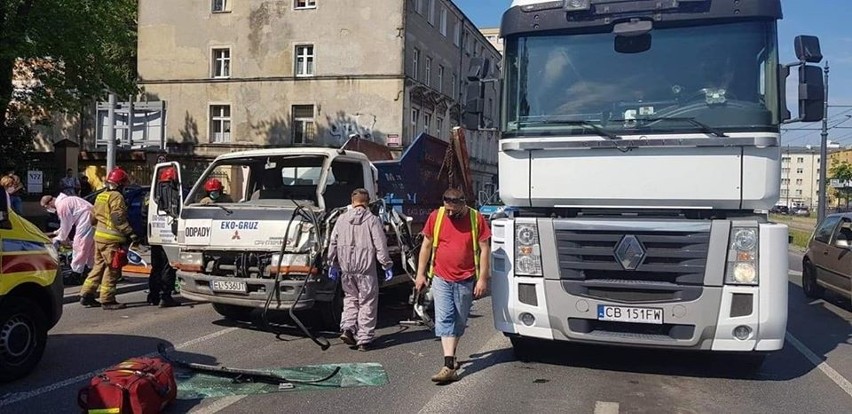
[
  {"left": 428, "top": 207, "right": 480, "bottom": 279},
  {"left": 94, "top": 192, "right": 126, "bottom": 242}
]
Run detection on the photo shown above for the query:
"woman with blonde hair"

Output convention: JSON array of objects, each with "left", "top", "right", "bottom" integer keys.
[{"left": 0, "top": 174, "right": 24, "bottom": 215}]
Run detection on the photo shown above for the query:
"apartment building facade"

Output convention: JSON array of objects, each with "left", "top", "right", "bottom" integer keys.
[
  {"left": 780, "top": 146, "right": 824, "bottom": 209},
  {"left": 137, "top": 0, "right": 500, "bottom": 192}
]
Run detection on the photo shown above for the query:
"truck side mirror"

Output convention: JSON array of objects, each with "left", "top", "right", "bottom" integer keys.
[
  {"left": 795, "top": 35, "right": 823, "bottom": 63},
  {"left": 462, "top": 57, "right": 492, "bottom": 130},
  {"left": 798, "top": 64, "right": 825, "bottom": 122},
  {"left": 0, "top": 194, "right": 10, "bottom": 230}
]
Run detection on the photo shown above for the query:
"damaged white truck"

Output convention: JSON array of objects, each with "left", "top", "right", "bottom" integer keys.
[{"left": 147, "top": 147, "right": 422, "bottom": 338}]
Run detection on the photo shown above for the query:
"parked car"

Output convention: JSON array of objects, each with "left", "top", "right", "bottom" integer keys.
[
  {"left": 770, "top": 205, "right": 789, "bottom": 214},
  {"left": 802, "top": 213, "right": 852, "bottom": 305},
  {"left": 793, "top": 206, "right": 811, "bottom": 217}
]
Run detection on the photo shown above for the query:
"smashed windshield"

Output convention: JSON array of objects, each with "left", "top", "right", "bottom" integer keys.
[
  {"left": 504, "top": 21, "right": 779, "bottom": 136},
  {"left": 188, "top": 155, "right": 331, "bottom": 206}
]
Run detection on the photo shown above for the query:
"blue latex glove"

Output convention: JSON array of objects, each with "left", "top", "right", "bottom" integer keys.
[
  {"left": 328, "top": 266, "right": 340, "bottom": 281},
  {"left": 384, "top": 268, "right": 394, "bottom": 282}
]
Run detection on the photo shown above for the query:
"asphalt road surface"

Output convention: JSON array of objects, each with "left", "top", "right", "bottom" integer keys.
[{"left": 1, "top": 250, "right": 850, "bottom": 413}]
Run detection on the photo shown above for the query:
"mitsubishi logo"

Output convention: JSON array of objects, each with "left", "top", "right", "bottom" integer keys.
[
  {"left": 232, "top": 231, "right": 241, "bottom": 240},
  {"left": 614, "top": 235, "right": 646, "bottom": 271}
]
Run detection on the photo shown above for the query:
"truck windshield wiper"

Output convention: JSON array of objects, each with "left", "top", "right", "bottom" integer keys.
[
  {"left": 638, "top": 116, "right": 728, "bottom": 137},
  {"left": 205, "top": 203, "right": 233, "bottom": 215},
  {"left": 519, "top": 119, "right": 622, "bottom": 140}
]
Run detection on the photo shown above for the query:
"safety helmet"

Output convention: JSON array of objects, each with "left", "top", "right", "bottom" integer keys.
[
  {"left": 106, "top": 167, "right": 130, "bottom": 186},
  {"left": 158, "top": 166, "right": 177, "bottom": 182},
  {"left": 204, "top": 178, "right": 224, "bottom": 193}
]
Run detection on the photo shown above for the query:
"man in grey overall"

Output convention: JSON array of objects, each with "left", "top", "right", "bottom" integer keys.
[{"left": 327, "top": 188, "right": 393, "bottom": 351}]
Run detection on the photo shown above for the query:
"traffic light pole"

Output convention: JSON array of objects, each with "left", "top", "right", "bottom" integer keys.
[
  {"left": 818, "top": 61, "right": 829, "bottom": 223},
  {"left": 106, "top": 93, "right": 116, "bottom": 173}
]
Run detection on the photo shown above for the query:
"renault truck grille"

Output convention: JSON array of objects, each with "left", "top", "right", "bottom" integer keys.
[{"left": 556, "top": 227, "right": 710, "bottom": 302}]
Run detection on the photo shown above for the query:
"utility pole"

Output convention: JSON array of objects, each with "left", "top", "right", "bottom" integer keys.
[
  {"left": 818, "top": 61, "right": 829, "bottom": 223},
  {"left": 106, "top": 93, "right": 117, "bottom": 173}
]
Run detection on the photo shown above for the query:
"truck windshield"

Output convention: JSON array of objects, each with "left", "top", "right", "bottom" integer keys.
[
  {"left": 504, "top": 21, "right": 779, "bottom": 137},
  {"left": 188, "top": 155, "right": 331, "bottom": 206}
]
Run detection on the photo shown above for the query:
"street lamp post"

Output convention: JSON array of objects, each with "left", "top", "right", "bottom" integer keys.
[{"left": 818, "top": 61, "right": 829, "bottom": 223}]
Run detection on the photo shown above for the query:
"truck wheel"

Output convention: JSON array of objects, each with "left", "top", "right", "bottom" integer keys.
[
  {"left": 509, "top": 336, "right": 536, "bottom": 362},
  {"left": 318, "top": 285, "right": 344, "bottom": 332},
  {"left": 801, "top": 262, "right": 824, "bottom": 299},
  {"left": 0, "top": 297, "right": 48, "bottom": 382},
  {"left": 211, "top": 303, "right": 254, "bottom": 322}
]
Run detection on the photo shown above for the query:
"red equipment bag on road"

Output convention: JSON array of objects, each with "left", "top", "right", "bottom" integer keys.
[{"left": 77, "top": 357, "right": 177, "bottom": 414}]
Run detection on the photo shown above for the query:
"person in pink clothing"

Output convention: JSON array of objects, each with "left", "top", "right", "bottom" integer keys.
[{"left": 41, "top": 194, "right": 95, "bottom": 279}]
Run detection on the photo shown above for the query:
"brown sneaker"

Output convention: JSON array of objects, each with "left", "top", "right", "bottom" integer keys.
[
  {"left": 101, "top": 301, "right": 127, "bottom": 310},
  {"left": 339, "top": 330, "right": 356, "bottom": 347},
  {"left": 430, "top": 366, "right": 459, "bottom": 383}
]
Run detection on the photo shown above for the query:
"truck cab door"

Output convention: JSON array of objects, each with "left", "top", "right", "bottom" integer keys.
[{"left": 147, "top": 162, "right": 184, "bottom": 247}]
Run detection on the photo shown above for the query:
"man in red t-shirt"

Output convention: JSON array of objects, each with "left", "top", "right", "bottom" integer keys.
[{"left": 415, "top": 188, "right": 491, "bottom": 384}]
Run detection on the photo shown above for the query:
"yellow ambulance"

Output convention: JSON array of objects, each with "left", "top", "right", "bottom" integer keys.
[{"left": 0, "top": 194, "right": 63, "bottom": 382}]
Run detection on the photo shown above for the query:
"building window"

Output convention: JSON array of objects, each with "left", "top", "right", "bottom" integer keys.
[
  {"left": 781, "top": 189, "right": 788, "bottom": 196},
  {"left": 437, "top": 116, "right": 444, "bottom": 139},
  {"left": 797, "top": 157, "right": 804, "bottom": 163},
  {"left": 781, "top": 178, "right": 789, "bottom": 184},
  {"left": 796, "top": 179, "right": 803, "bottom": 185},
  {"left": 451, "top": 74, "right": 457, "bottom": 98},
  {"left": 212, "top": 0, "right": 228, "bottom": 12},
  {"left": 292, "top": 105, "right": 316, "bottom": 144},
  {"left": 294, "top": 0, "right": 316, "bottom": 9},
  {"left": 210, "top": 105, "right": 231, "bottom": 143},
  {"left": 412, "top": 48, "right": 419, "bottom": 80},
  {"left": 454, "top": 21, "right": 461, "bottom": 47},
  {"left": 782, "top": 157, "right": 790, "bottom": 163},
  {"left": 428, "top": 0, "right": 435, "bottom": 25},
  {"left": 295, "top": 45, "right": 314, "bottom": 76},
  {"left": 440, "top": 7, "right": 447, "bottom": 36},
  {"left": 415, "top": 0, "right": 422, "bottom": 14},
  {"left": 212, "top": 48, "right": 231, "bottom": 78},
  {"left": 437, "top": 65, "right": 444, "bottom": 93},
  {"left": 796, "top": 189, "right": 803, "bottom": 195},
  {"left": 424, "top": 113, "right": 431, "bottom": 132},
  {"left": 425, "top": 57, "right": 432, "bottom": 86},
  {"left": 796, "top": 168, "right": 804, "bottom": 174},
  {"left": 411, "top": 108, "right": 419, "bottom": 139}
]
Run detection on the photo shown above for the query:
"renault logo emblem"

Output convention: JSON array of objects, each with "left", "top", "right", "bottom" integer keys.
[{"left": 614, "top": 235, "right": 646, "bottom": 270}]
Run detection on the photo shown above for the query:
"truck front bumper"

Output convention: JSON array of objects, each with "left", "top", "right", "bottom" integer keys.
[{"left": 177, "top": 270, "right": 317, "bottom": 310}]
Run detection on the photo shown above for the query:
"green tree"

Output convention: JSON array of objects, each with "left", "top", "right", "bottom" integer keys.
[
  {"left": 0, "top": 0, "right": 137, "bottom": 125},
  {"left": 830, "top": 159, "right": 852, "bottom": 208}
]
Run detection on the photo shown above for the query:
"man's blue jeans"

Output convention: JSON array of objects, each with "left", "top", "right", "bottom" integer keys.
[{"left": 431, "top": 275, "right": 475, "bottom": 337}]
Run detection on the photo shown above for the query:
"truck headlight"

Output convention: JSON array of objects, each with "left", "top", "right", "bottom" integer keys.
[
  {"left": 515, "top": 222, "right": 543, "bottom": 276},
  {"left": 725, "top": 227, "right": 759, "bottom": 285}
]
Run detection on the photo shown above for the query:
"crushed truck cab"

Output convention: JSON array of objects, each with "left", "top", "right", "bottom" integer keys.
[
  {"left": 0, "top": 194, "right": 63, "bottom": 382},
  {"left": 150, "top": 147, "right": 418, "bottom": 329}
]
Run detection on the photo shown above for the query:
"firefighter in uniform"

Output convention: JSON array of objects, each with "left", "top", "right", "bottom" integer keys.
[
  {"left": 199, "top": 178, "right": 233, "bottom": 204},
  {"left": 80, "top": 167, "right": 139, "bottom": 310}
]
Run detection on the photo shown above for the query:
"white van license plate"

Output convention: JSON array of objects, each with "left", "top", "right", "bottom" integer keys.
[
  {"left": 211, "top": 280, "right": 248, "bottom": 293},
  {"left": 597, "top": 305, "right": 663, "bottom": 325}
]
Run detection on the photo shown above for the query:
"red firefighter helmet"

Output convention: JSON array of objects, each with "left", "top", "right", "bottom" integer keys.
[
  {"left": 106, "top": 167, "right": 130, "bottom": 186},
  {"left": 158, "top": 166, "right": 177, "bottom": 182},
  {"left": 204, "top": 178, "right": 224, "bottom": 193}
]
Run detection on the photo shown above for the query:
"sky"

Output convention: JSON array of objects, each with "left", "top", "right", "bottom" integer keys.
[{"left": 452, "top": 0, "right": 852, "bottom": 147}]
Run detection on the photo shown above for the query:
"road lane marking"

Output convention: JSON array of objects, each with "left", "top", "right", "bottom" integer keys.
[
  {"left": 786, "top": 331, "right": 852, "bottom": 399},
  {"left": 594, "top": 401, "right": 620, "bottom": 414},
  {"left": 0, "top": 327, "right": 239, "bottom": 407},
  {"left": 190, "top": 395, "right": 247, "bottom": 414}
]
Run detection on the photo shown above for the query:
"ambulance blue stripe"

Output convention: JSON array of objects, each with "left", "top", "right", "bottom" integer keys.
[{"left": 3, "top": 239, "right": 47, "bottom": 253}]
